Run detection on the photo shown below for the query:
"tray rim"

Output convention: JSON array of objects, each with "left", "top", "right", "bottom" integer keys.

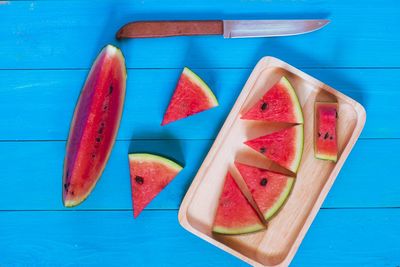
[{"left": 178, "top": 56, "right": 367, "bottom": 267}]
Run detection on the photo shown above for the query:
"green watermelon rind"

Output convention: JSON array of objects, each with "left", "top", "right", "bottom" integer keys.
[
  {"left": 264, "top": 178, "right": 295, "bottom": 221},
  {"left": 213, "top": 223, "right": 264, "bottom": 235},
  {"left": 128, "top": 153, "right": 183, "bottom": 173},
  {"left": 280, "top": 76, "right": 304, "bottom": 124},
  {"left": 183, "top": 67, "right": 219, "bottom": 107},
  {"left": 289, "top": 124, "right": 304, "bottom": 173},
  {"left": 63, "top": 45, "right": 127, "bottom": 208},
  {"left": 315, "top": 152, "right": 337, "bottom": 162}
]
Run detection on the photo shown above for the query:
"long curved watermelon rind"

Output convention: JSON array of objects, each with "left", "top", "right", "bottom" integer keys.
[
  {"left": 264, "top": 178, "right": 295, "bottom": 220},
  {"left": 128, "top": 153, "right": 183, "bottom": 172},
  {"left": 213, "top": 223, "right": 264, "bottom": 235},
  {"left": 183, "top": 67, "right": 219, "bottom": 107},
  {"left": 280, "top": 76, "right": 304, "bottom": 124},
  {"left": 290, "top": 124, "right": 304, "bottom": 173},
  {"left": 63, "top": 45, "right": 127, "bottom": 207}
]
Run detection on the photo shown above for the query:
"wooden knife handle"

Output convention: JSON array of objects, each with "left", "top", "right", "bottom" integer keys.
[{"left": 116, "top": 20, "right": 223, "bottom": 39}]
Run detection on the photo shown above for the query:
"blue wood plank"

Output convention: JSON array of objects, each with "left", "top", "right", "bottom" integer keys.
[
  {"left": 0, "top": 1, "right": 400, "bottom": 69},
  {"left": 0, "top": 68, "right": 397, "bottom": 140},
  {"left": 0, "top": 209, "right": 398, "bottom": 266},
  {"left": 0, "top": 139, "right": 398, "bottom": 210}
]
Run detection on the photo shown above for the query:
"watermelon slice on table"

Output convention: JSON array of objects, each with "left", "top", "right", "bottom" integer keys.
[
  {"left": 161, "top": 67, "right": 218, "bottom": 125},
  {"left": 63, "top": 45, "right": 126, "bottom": 207},
  {"left": 315, "top": 102, "right": 338, "bottom": 162},
  {"left": 128, "top": 153, "right": 183, "bottom": 218},
  {"left": 241, "top": 76, "right": 303, "bottom": 124},
  {"left": 213, "top": 171, "right": 264, "bottom": 234},
  {"left": 244, "top": 125, "right": 304, "bottom": 173},
  {"left": 235, "top": 162, "right": 294, "bottom": 221}
]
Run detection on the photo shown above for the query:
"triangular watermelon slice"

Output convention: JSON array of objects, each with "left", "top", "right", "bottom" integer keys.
[
  {"left": 241, "top": 76, "right": 303, "bottom": 124},
  {"left": 128, "top": 153, "right": 183, "bottom": 218},
  {"left": 235, "top": 162, "right": 294, "bottom": 221},
  {"left": 244, "top": 125, "right": 304, "bottom": 173},
  {"left": 161, "top": 67, "right": 218, "bottom": 125},
  {"left": 213, "top": 171, "right": 264, "bottom": 234}
]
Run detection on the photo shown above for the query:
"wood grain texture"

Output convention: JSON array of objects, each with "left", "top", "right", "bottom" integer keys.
[
  {"left": 0, "top": 0, "right": 398, "bottom": 266},
  {"left": 0, "top": 139, "right": 398, "bottom": 211},
  {"left": 0, "top": 68, "right": 398, "bottom": 140},
  {"left": 179, "top": 57, "right": 366, "bottom": 266},
  {"left": 0, "top": 209, "right": 398, "bottom": 266},
  {"left": 0, "top": 1, "right": 400, "bottom": 69}
]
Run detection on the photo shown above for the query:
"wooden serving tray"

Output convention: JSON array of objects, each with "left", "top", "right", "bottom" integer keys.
[{"left": 178, "top": 57, "right": 366, "bottom": 266}]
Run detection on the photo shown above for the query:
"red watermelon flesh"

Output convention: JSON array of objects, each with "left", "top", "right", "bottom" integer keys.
[
  {"left": 63, "top": 45, "right": 126, "bottom": 207},
  {"left": 213, "top": 172, "right": 264, "bottom": 234},
  {"left": 129, "top": 153, "right": 183, "bottom": 218},
  {"left": 235, "top": 162, "right": 294, "bottom": 221},
  {"left": 241, "top": 76, "right": 303, "bottom": 124},
  {"left": 244, "top": 125, "right": 304, "bottom": 173},
  {"left": 315, "top": 102, "right": 338, "bottom": 162},
  {"left": 161, "top": 67, "right": 218, "bottom": 125}
]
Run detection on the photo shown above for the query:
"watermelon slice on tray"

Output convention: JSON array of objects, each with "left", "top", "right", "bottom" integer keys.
[
  {"left": 128, "top": 153, "right": 183, "bottom": 218},
  {"left": 235, "top": 162, "right": 294, "bottom": 221},
  {"left": 315, "top": 102, "right": 338, "bottom": 162},
  {"left": 244, "top": 125, "right": 304, "bottom": 173},
  {"left": 161, "top": 67, "right": 218, "bottom": 125},
  {"left": 63, "top": 45, "right": 126, "bottom": 207},
  {"left": 241, "top": 76, "right": 303, "bottom": 124},
  {"left": 213, "top": 171, "right": 264, "bottom": 235}
]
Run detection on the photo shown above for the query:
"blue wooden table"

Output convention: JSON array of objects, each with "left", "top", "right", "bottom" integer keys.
[{"left": 1, "top": 1, "right": 399, "bottom": 266}]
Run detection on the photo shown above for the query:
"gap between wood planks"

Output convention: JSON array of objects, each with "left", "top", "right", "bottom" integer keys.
[
  {"left": 0, "top": 207, "right": 399, "bottom": 212},
  {"left": 1, "top": 67, "right": 400, "bottom": 71}
]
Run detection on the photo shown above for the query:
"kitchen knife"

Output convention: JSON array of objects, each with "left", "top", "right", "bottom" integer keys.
[{"left": 116, "top": 20, "right": 329, "bottom": 39}]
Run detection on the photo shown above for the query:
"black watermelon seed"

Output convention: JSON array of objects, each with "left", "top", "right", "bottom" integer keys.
[
  {"left": 318, "top": 132, "right": 321, "bottom": 137},
  {"left": 64, "top": 182, "right": 70, "bottom": 191},
  {"left": 101, "top": 122, "right": 105, "bottom": 127},
  {"left": 324, "top": 132, "right": 329, "bottom": 140},
  {"left": 330, "top": 136, "right": 333, "bottom": 140},
  {"left": 66, "top": 169, "right": 69, "bottom": 178},
  {"left": 98, "top": 127, "right": 104, "bottom": 134},
  {"left": 259, "top": 147, "right": 266, "bottom": 154},
  {"left": 96, "top": 137, "right": 101, "bottom": 142},
  {"left": 70, "top": 191, "right": 75, "bottom": 196},
  {"left": 260, "top": 178, "right": 268, "bottom": 186},
  {"left": 91, "top": 153, "right": 96, "bottom": 158},
  {"left": 108, "top": 85, "right": 113, "bottom": 95},
  {"left": 261, "top": 102, "right": 268, "bottom": 111},
  {"left": 135, "top": 176, "right": 144, "bottom": 185}
]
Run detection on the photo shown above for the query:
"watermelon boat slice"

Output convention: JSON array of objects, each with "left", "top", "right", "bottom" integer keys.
[
  {"left": 128, "top": 153, "right": 183, "bottom": 218},
  {"left": 63, "top": 45, "right": 126, "bottom": 207},
  {"left": 235, "top": 162, "right": 294, "bottom": 221},
  {"left": 213, "top": 172, "right": 264, "bottom": 234},
  {"left": 315, "top": 102, "right": 338, "bottom": 162},
  {"left": 161, "top": 67, "right": 218, "bottom": 125},
  {"left": 241, "top": 76, "right": 303, "bottom": 124},
  {"left": 244, "top": 125, "right": 304, "bottom": 173}
]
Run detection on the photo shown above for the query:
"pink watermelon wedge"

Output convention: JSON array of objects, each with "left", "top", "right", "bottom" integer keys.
[
  {"left": 128, "top": 153, "right": 183, "bottom": 218},
  {"left": 63, "top": 45, "right": 126, "bottom": 207},
  {"left": 241, "top": 76, "right": 303, "bottom": 124},
  {"left": 315, "top": 102, "right": 338, "bottom": 162},
  {"left": 213, "top": 171, "right": 264, "bottom": 235},
  {"left": 161, "top": 67, "right": 218, "bottom": 125},
  {"left": 244, "top": 125, "right": 304, "bottom": 173},
  {"left": 235, "top": 162, "right": 294, "bottom": 221}
]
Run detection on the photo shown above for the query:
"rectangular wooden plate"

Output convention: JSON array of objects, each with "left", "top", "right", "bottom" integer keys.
[{"left": 178, "top": 57, "right": 366, "bottom": 266}]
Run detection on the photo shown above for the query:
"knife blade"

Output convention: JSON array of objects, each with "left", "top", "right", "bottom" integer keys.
[{"left": 116, "top": 20, "right": 329, "bottom": 39}]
